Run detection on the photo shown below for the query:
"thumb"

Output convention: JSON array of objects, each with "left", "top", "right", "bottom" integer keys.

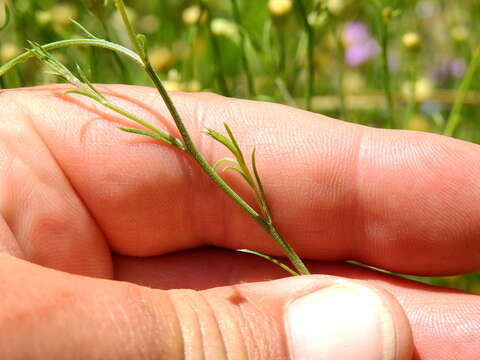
[{"left": 0, "top": 255, "right": 412, "bottom": 359}]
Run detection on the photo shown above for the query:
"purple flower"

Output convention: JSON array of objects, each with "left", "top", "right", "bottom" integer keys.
[
  {"left": 431, "top": 58, "right": 467, "bottom": 84},
  {"left": 450, "top": 58, "right": 466, "bottom": 78},
  {"left": 343, "top": 21, "right": 380, "bottom": 67},
  {"left": 345, "top": 41, "right": 380, "bottom": 67},
  {"left": 343, "top": 21, "right": 370, "bottom": 44}
]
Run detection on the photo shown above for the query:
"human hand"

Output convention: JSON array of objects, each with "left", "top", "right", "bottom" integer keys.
[{"left": 0, "top": 85, "right": 478, "bottom": 359}]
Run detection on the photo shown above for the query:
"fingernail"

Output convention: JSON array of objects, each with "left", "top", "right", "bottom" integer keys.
[{"left": 285, "top": 283, "right": 395, "bottom": 360}]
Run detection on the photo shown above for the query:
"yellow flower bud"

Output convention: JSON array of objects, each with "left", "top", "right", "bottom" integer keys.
[
  {"left": 343, "top": 71, "right": 365, "bottom": 93},
  {"left": 138, "top": 15, "right": 159, "bottom": 34},
  {"left": 268, "top": 0, "right": 293, "bottom": 17},
  {"left": 149, "top": 47, "right": 175, "bottom": 72},
  {"left": 450, "top": 25, "right": 469, "bottom": 43},
  {"left": 382, "top": 7, "right": 393, "bottom": 20},
  {"left": 211, "top": 18, "right": 238, "bottom": 41},
  {"left": 164, "top": 80, "right": 182, "bottom": 92},
  {"left": 402, "top": 32, "right": 421, "bottom": 51},
  {"left": 51, "top": 3, "right": 77, "bottom": 27},
  {"left": 406, "top": 115, "right": 431, "bottom": 132},
  {"left": 167, "top": 69, "right": 180, "bottom": 82},
  {"left": 186, "top": 80, "right": 202, "bottom": 92},
  {"left": 182, "top": 5, "right": 201, "bottom": 26},
  {"left": 402, "top": 77, "right": 434, "bottom": 102},
  {"left": 1, "top": 43, "right": 21, "bottom": 62},
  {"left": 327, "top": 0, "right": 348, "bottom": 16},
  {"left": 35, "top": 10, "right": 52, "bottom": 26}
]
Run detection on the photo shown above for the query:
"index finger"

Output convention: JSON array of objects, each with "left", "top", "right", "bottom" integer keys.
[{"left": 3, "top": 84, "right": 480, "bottom": 275}]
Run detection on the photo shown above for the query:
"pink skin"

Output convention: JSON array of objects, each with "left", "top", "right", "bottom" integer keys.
[{"left": 0, "top": 84, "right": 479, "bottom": 359}]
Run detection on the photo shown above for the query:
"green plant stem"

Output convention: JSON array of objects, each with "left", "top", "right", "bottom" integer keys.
[
  {"left": 293, "top": 0, "right": 314, "bottom": 111},
  {"left": 404, "top": 54, "right": 418, "bottom": 128},
  {"left": 98, "top": 14, "right": 131, "bottom": 84},
  {"left": 444, "top": 46, "right": 480, "bottom": 137},
  {"left": 0, "top": 3, "right": 17, "bottom": 88},
  {"left": 146, "top": 61, "right": 309, "bottom": 275},
  {"left": 69, "top": 90, "right": 185, "bottom": 150},
  {"left": 199, "top": 1, "right": 231, "bottom": 96},
  {"left": 0, "top": 38, "right": 142, "bottom": 77},
  {"left": 0, "top": 3, "right": 10, "bottom": 31},
  {"left": 183, "top": 26, "right": 198, "bottom": 82},
  {"left": 230, "top": 0, "right": 256, "bottom": 98},
  {"left": 379, "top": 20, "right": 395, "bottom": 128},
  {"left": 275, "top": 76, "right": 298, "bottom": 107},
  {"left": 114, "top": 0, "right": 309, "bottom": 275},
  {"left": 333, "top": 26, "right": 348, "bottom": 121},
  {"left": 275, "top": 23, "right": 287, "bottom": 79}
]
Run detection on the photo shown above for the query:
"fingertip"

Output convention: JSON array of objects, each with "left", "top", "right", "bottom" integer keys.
[{"left": 285, "top": 280, "right": 413, "bottom": 360}]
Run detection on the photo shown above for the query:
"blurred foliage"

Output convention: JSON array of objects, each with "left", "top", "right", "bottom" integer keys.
[{"left": 0, "top": 0, "right": 479, "bottom": 293}]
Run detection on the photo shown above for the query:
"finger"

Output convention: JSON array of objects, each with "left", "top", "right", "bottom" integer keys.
[
  {"left": 113, "top": 248, "right": 480, "bottom": 360},
  {"left": 0, "top": 254, "right": 412, "bottom": 360},
  {"left": 0, "top": 88, "right": 112, "bottom": 277},
  {"left": 3, "top": 85, "right": 480, "bottom": 274}
]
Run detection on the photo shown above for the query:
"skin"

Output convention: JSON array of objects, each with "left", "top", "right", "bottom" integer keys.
[{"left": 0, "top": 84, "right": 479, "bottom": 359}]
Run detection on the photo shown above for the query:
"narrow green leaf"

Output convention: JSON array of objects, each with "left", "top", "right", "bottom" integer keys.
[
  {"left": 29, "top": 42, "right": 88, "bottom": 91},
  {"left": 74, "top": 65, "right": 105, "bottom": 99},
  {"left": 224, "top": 123, "right": 245, "bottom": 162},
  {"left": 237, "top": 249, "right": 300, "bottom": 276},
  {"left": 136, "top": 34, "right": 148, "bottom": 60},
  {"left": 64, "top": 89, "right": 101, "bottom": 102},
  {"left": 251, "top": 147, "right": 271, "bottom": 222},
  {"left": 70, "top": 19, "right": 97, "bottom": 39},
  {"left": 204, "top": 127, "right": 239, "bottom": 157},
  {"left": 213, "top": 157, "right": 238, "bottom": 171},
  {"left": 0, "top": 3, "right": 10, "bottom": 31},
  {"left": 118, "top": 127, "right": 178, "bottom": 147},
  {"left": 224, "top": 166, "right": 254, "bottom": 187},
  {"left": 0, "top": 39, "right": 143, "bottom": 78},
  {"left": 237, "top": 24, "right": 262, "bottom": 52}
]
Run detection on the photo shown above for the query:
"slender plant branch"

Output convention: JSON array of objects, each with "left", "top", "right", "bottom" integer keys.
[
  {"left": 183, "top": 23, "right": 199, "bottom": 83},
  {"left": 379, "top": 24, "right": 394, "bottom": 128},
  {"left": 0, "top": 0, "right": 309, "bottom": 276},
  {"left": 0, "top": 38, "right": 142, "bottom": 77},
  {"left": 333, "top": 25, "right": 348, "bottom": 121},
  {"left": 377, "top": 7, "right": 395, "bottom": 128},
  {"left": 113, "top": 0, "right": 309, "bottom": 275},
  {"left": 230, "top": 0, "right": 256, "bottom": 98},
  {"left": 444, "top": 46, "right": 480, "bottom": 137},
  {"left": 404, "top": 53, "right": 419, "bottom": 128},
  {"left": 28, "top": 42, "right": 185, "bottom": 150},
  {"left": 293, "top": 0, "right": 315, "bottom": 111},
  {"left": 198, "top": 1, "right": 231, "bottom": 96},
  {"left": 97, "top": 11, "right": 131, "bottom": 83}
]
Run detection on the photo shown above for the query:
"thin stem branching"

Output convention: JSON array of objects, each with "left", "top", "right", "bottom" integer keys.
[
  {"left": 1, "top": 0, "right": 310, "bottom": 276},
  {"left": 114, "top": 0, "right": 309, "bottom": 275}
]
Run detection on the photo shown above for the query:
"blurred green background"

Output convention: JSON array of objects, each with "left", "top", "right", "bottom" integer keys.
[{"left": 0, "top": 0, "right": 479, "bottom": 293}]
